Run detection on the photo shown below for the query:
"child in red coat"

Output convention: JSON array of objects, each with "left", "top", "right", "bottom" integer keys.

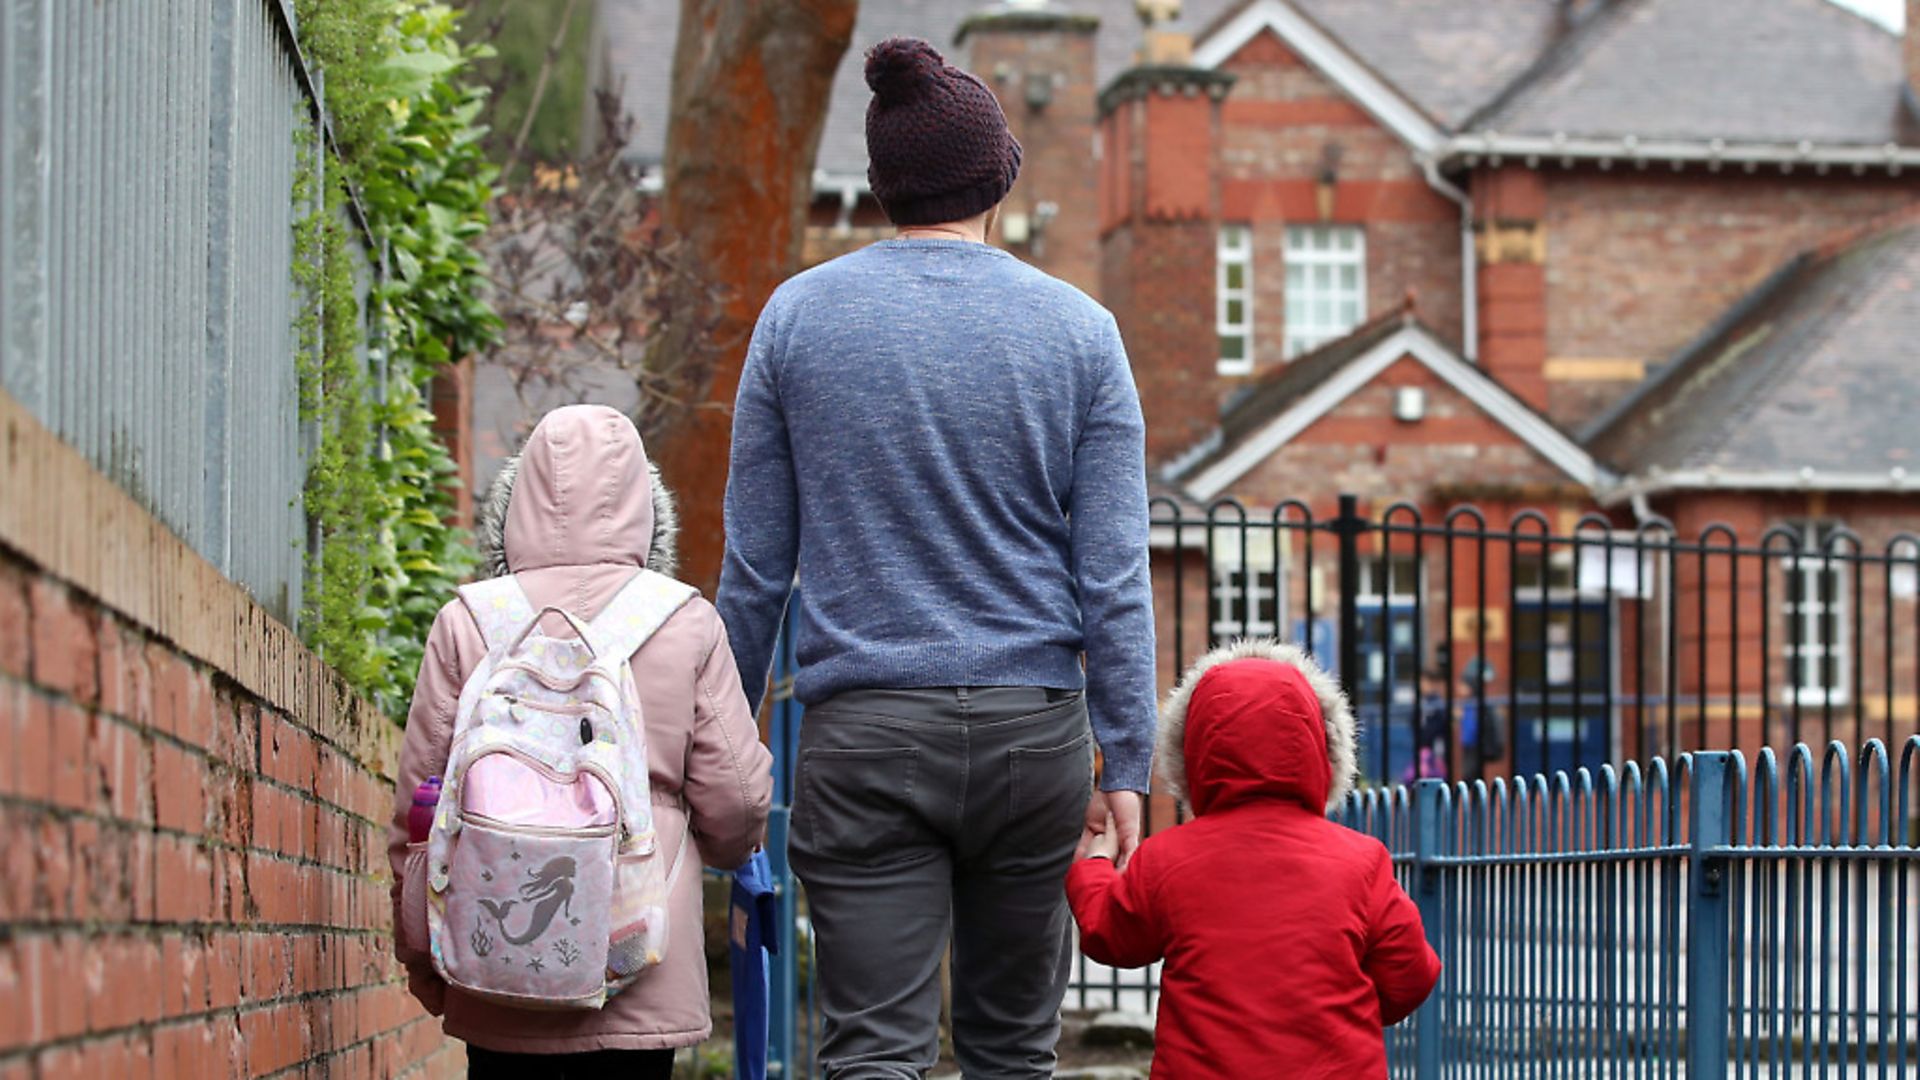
[{"left": 1067, "top": 640, "right": 1441, "bottom": 1078}]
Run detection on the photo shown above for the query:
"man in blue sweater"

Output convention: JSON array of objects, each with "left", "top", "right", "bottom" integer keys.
[{"left": 717, "top": 36, "right": 1156, "bottom": 1080}]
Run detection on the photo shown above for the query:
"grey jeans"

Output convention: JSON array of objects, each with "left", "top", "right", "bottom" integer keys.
[{"left": 790, "top": 687, "right": 1094, "bottom": 1080}]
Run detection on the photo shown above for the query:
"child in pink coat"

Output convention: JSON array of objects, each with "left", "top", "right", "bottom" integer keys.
[{"left": 388, "top": 405, "right": 773, "bottom": 1079}]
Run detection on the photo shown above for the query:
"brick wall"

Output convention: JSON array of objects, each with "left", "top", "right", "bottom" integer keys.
[
  {"left": 1217, "top": 29, "right": 1465, "bottom": 362},
  {"left": 1659, "top": 489, "right": 1920, "bottom": 759},
  {"left": 1101, "top": 72, "right": 1229, "bottom": 464},
  {"left": 1223, "top": 357, "right": 1576, "bottom": 506},
  {"left": 0, "top": 391, "right": 459, "bottom": 1079},
  {"left": 1541, "top": 169, "right": 1920, "bottom": 427},
  {"left": 965, "top": 17, "right": 1102, "bottom": 299}
]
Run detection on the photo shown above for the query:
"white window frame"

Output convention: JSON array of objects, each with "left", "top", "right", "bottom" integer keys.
[
  {"left": 1354, "top": 553, "right": 1423, "bottom": 706},
  {"left": 1217, "top": 224, "right": 1254, "bottom": 376},
  {"left": 1781, "top": 523, "right": 1850, "bottom": 707},
  {"left": 1283, "top": 224, "right": 1366, "bottom": 359},
  {"left": 1209, "top": 528, "right": 1283, "bottom": 645},
  {"left": 1355, "top": 552, "right": 1422, "bottom": 607}
]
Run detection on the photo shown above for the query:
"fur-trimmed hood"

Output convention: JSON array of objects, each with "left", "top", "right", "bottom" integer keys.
[
  {"left": 1157, "top": 639, "right": 1357, "bottom": 816},
  {"left": 475, "top": 408, "right": 680, "bottom": 580}
]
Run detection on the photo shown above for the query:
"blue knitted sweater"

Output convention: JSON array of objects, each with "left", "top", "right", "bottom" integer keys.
[{"left": 716, "top": 238, "right": 1157, "bottom": 791}]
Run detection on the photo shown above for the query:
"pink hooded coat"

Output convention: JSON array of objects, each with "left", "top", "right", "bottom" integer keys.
[{"left": 388, "top": 405, "right": 774, "bottom": 1053}]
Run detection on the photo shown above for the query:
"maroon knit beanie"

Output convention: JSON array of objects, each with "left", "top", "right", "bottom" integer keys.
[{"left": 864, "top": 37, "right": 1023, "bottom": 226}]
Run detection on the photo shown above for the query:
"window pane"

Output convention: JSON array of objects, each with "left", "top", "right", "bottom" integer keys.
[
  {"left": 1314, "top": 265, "right": 1332, "bottom": 289},
  {"left": 1786, "top": 570, "right": 1806, "bottom": 605},
  {"left": 1315, "top": 298, "right": 1332, "bottom": 324},
  {"left": 1818, "top": 569, "right": 1839, "bottom": 605},
  {"left": 1340, "top": 265, "right": 1360, "bottom": 290},
  {"left": 1338, "top": 300, "right": 1360, "bottom": 326},
  {"left": 1337, "top": 229, "right": 1357, "bottom": 252},
  {"left": 1220, "top": 335, "right": 1245, "bottom": 361},
  {"left": 1226, "top": 299, "right": 1245, "bottom": 325},
  {"left": 1226, "top": 263, "right": 1245, "bottom": 290},
  {"left": 1286, "top": 264, "right": 1305, "bottom": 287},
  {"left": 1821, "top": 655, "right": 1841, "bottom": 692}
]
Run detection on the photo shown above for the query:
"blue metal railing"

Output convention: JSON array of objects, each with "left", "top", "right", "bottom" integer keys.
[{"left": 1337, "top": 737, "right": 1920, "bottom": 1078}]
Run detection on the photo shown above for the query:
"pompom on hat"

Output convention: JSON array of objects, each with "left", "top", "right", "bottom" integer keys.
[{"left": 863, "top": 37, "right": 1023, "bottom": 226}]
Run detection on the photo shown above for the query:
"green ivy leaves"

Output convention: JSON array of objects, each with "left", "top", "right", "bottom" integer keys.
[{"left": 295, "top": 0, "right": 501, "bottom": 721}]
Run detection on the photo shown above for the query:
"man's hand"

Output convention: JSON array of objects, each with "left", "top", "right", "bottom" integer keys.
[{"left": 1076, "top": 788, "right": 1144, "bottom": 870}]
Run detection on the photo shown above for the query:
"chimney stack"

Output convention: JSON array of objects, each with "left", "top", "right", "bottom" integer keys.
[
  {"left": 959, "top": 2, "right": 1103, "bottom": 298},
  {"left": 1098, "top": 65, "right": 1236, "bottom": 463}
]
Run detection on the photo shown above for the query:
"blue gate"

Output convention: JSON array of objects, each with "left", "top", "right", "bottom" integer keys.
[{"left": 1339, "top": 737, "right": 1920, "bottom": 1078}]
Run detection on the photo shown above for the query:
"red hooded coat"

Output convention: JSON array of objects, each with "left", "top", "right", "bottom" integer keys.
[{"left": 1066, "top": 641, "right": 1440, "bottom": 1078}]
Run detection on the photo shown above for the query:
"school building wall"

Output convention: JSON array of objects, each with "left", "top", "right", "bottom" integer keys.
[{"left": 0, "top": 391, "right": 458, "bottom": 1079}]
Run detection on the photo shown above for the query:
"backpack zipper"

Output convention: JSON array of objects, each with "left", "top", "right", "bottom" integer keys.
[{"left": 461, "top": 808, "right": 618, "bottom": 839}]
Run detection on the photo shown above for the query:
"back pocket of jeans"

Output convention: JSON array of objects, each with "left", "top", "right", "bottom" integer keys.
[
  {"left": 1008, "top": 730, "right": 1093, "bottom": 823},
  {"left": 798, "top": 747, "right": 920, "bottom": 864}
]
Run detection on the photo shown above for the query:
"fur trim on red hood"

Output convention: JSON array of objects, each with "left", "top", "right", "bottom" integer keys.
[{"left": 1157, "top": 639, "right": 1357, "bottom": 815}]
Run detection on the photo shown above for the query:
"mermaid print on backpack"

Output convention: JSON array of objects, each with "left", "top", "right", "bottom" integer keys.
[{"left": 423, "top": 568, "right": 696, "bottom": 1010}]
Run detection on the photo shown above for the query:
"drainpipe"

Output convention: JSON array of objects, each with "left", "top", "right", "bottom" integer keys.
[{"left": 1421, "top": 157, "right": 1477, "bottom": 362}]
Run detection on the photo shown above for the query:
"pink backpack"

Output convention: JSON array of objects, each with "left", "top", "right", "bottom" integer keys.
[{"left": 422, "top": 569, "right": 695, "bottom": 1009}]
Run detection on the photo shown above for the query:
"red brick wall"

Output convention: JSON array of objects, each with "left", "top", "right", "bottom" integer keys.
[
  {"left": 0, "top": 392, "right": 458, "bottom": 1079},
  {"left": 1223, "top": 357, "right": 1575, "bottom": 506},
  {"left": 1216, "top": 29, "right": 1465, "bottom": 362},
  {"left": 1659, "top": 489, "right": 1920, "bottom": 761},
  {"left": 1102, "top": 79, "right": 1227, "bottom": 464},
  {"left": 1540, "top": 169, "right": 1920, "bottom": 427},
  {"left": 1110, "top": 219, "right": 1220, "bottom": 462},
  {"left": 966, "top": 21, "right": 1102, "bottom": 298}
]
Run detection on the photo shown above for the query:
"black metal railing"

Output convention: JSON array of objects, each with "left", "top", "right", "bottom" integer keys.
[{"left": 1149, "top": 493, "right": 1920, "bottom": 795}]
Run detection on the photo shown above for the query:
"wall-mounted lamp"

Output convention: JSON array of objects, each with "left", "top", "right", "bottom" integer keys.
[
  {"left": 1024, "top": 71, "right": 1055, "bottom": 112},
  {"left": 1394, "top": 386, "right": 1427, "bottom": 423},
  {"left": 1316, "top": 143, "right": 1344, "bottom": 222},
  {"left": 1002, "top": 201, "right": 1059, "bottom": 252}
]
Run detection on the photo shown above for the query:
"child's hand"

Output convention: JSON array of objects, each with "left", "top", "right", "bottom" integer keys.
[{"left": 1078, "top": 813, "right": 1120, "bottom": 862}]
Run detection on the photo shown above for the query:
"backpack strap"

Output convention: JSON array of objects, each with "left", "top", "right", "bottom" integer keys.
[
  {"left": 456, "top": 576, "right": 538, "bottom": 654},
  {"left": 589, "top": 569, "right": 699, "bottom": 670}
]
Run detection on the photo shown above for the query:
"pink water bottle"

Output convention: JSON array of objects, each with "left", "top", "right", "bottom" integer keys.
[{"left": 408, "top": 776, "right": 442, "bottom": 843}]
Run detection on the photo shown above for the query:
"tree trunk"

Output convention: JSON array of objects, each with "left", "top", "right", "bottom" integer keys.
[{"left": 646, "top": 0, "right": 857, "bottom": 593}]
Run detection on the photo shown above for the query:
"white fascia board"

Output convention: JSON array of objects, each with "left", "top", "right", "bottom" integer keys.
[
  {"left": 1191, "top": 0, "right": 1445, "bottom": 157},
  {"left": 1448, "top": 132, "right": 1920, "bottom": 172},
  {"left": 1148, "top": 523, "right": 1211, "bottom": 549},
  {"left": 812, "top": 170, "right": 872, "bottom": 196},
  {"left": 1184, "top": 324, "right": 1613, "bottom": 500},
  {"left": 1598, "top": 468, "right": 1917, "bottom": 505}
]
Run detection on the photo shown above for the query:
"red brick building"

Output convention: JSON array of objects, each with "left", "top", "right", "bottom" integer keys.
[{"left": 589, "top": 0, "right": 1920, "bottom": 776}]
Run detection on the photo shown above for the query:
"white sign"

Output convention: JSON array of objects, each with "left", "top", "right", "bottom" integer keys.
[{"left": 1578, "top": 545, "right": 1653, "bottom": 599}]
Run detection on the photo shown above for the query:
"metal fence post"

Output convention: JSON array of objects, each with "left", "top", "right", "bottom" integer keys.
[
  {"left": 1686, "top": 753, "right": 1732, "bottom": 1080},
  {"left": 1333, "top": 493, "right": 1366, "bottom": 766},
  {"left": 766, "top": 805, "right": 797, "bottom": 1078},
  {"left": 1412, "top": 779, "right": 1446, "bottom": 1080}
]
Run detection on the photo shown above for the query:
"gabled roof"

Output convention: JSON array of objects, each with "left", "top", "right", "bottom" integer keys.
[
  {"left": 1584, "top": 215, "right": 1920, "bottom": 498},
  {"left": 1170, "top": 308, "right": 1612, "bottom": 499},
  {"left": 1191, "top": 0, "right": 1920, "bottom": 169},
  {"left": 1467, "top": 0, "right": 1916, "bottom": 149},
  {"left": 1194, "top": 0, "right": 1567, "bottom": 132}
]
